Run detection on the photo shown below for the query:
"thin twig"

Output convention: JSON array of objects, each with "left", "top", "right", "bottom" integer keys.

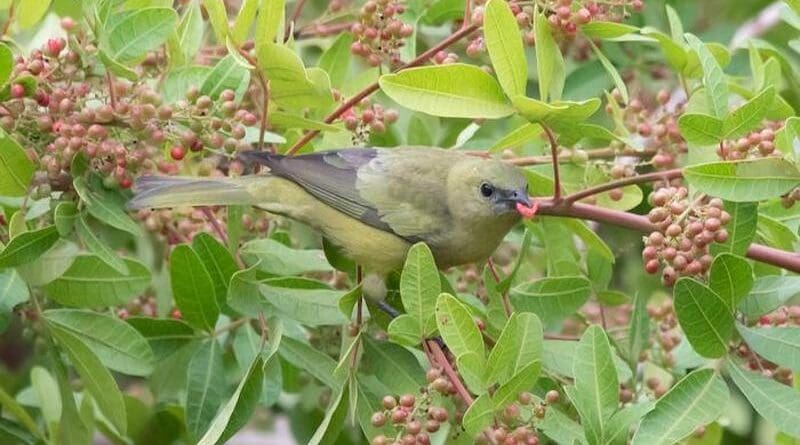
[
  {"left": 286, "top": 24, "right": 480, "bottom": 155},
  {"left": 213, "top": 317, "right": 249, "bottom": 337},
  {"left": 1, "top": 2, "right": 14, "bottom": 37},
  {"left": 200, "top": 206, "right": 228, "bottom": 245},
  {"left": 562, "top": 168, "right": 684, "bottom": 205},
  {"left": 106, "top": 71, "right": 117, "bottom": 108},
  {"left": 238, "top": 48, "right": 273, "bottom": 153},
  {"left": 542, "top": 125, "right": 562, "bottom": 201},
  {"left": 285, "top": 0, "right": 309, "bottom": 41}
]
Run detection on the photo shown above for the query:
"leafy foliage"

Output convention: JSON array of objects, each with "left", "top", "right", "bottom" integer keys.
[{"left": 1, "top": 1, "right": 800, "bottom": 444}]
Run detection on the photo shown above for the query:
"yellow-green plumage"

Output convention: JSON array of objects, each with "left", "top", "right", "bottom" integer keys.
[{"left": 129, "top": 147, "right": 532, "bottom": 274}]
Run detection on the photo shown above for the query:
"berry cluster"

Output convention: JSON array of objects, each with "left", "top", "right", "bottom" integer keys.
[
  {"left": 606, "top": 89, "right": 687, "bottom": 171},
  {"left": 736, "top": 342, "right": 794, "bottom": 386},
  {"left": 369, "top": 374, "right": 451, "bottom": 445},
  {"left": 350, "top": 0, "right": 413, "bottom": 67},
  {"left": 643, "top": 189, "right": 730, "bottom": 285},
  {"left": 340, "top": 98, "right": 399, "bottom": 144},
  {"left": 474, "top": 391, "right": 555, "bottom": 445},
  {"left": 716, "top": 121, "right": 782, "bottom": 161}
]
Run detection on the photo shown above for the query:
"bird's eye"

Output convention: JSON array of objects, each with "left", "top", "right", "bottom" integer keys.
[{"left": 480, "top": 182, "right": 494, "bottom": 198}]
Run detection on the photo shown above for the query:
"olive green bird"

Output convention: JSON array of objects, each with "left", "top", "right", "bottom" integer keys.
[{"left": 128, "top": 147, "right": 537, "bottom": 274}]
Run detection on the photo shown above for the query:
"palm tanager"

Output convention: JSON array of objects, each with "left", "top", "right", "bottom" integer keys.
[{"left": 128, "top": 147, "right": 538, "bottom": 275}]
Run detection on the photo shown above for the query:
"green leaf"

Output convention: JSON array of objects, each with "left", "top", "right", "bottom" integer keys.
[
  {"left": 126, "top": 317, "right": 197, "bottom": 360},
  {"left": 722, "top": 87, "right": 775, "bottom": 138},
  {"left": 0, "top": 225, "right": 59, "bottom": 268},
  {"left": 641, "top": 28, "right": 687, "bottom": 71},
  {"left": 317, "top": 33, "right": 353, "bottom": 88},
  {"left": 728, "top": 360, "right": 800, "bottom": 438},
  {"left": 510, "top": 276, "right": 592, "bottom": 323},
  {"left": 258, "top": 281, "right": 347, "bottom": 326},
  {"left": 627, "top": 292, "right": 650, "bottom": 367},
  {"left": 0, "top": 43, "right": 11, "bottom": 87},
  {"left": 256, "top": 0, "right": 285, "bottom": 46},
  {"left": 484, "top": 312, "right": 542, "bottom": 386},
  {"left": 44, "top": 255, "right": 151, "bottom": 307},
  {"left": 185, "top": 339, "right": 227, "bottom": 441},
  {"left": 484, "top": 0, "right": 527, "bottom": 97},
  {"left": 588, "top": 40, "right": 628, "bottom": 104},
  {"left": 0, "top": 129, "right": 34, "bottom": 197},
  {"left": 307, "top": 383, "right": 349, "bottom": 445},
  {"left": 75, "top": 214, "right": 128, "bottom": 274},
  {"left": 379, "top": 64, "right": 514, "bottom": 118},
  {"left": 632, "top": 369, "right": 728, "bottom": 445},
  {"left": 104, "top": 8, "right": 178, "bottom": 62},
  {"left": 490, "top": 122, "right": 542, "bottom": 151},
  {"left": 170, "top": 245, "right": 219, "bottom": 332},
  {"left": 161, "top": 65, "right": 211, "bottom": 103},
  {"left": 678, "top": 113, "right": 723, "bottom": 145},
  {"left": 43, "top": 309, "right": 154, "bottom": 376},
  {"left": 54, "top": 202, "right": 79, "bottom": 237},
  {"left": 571, "top": 325, "right": 619, "bottom": 445},
  {"left": 738, "top": 324, "right": 800, "bottom": 372},
  {"left": 73, "top": 177, "right": 140, "bottom": 236},
  {"left": 173, "top": 1, "right": 203, "bottom": 63},
  {"left": 240, "top": 238, "right": 331, "bottom": 275},
  {"left": 200, "top": 54, "right": 251, "bottom": 100},
  {"left": 279, "top": 336, "right": 342, "bottom": 389},
  {"left": 231, "top": 0, "right": 259, "bottom": 43},
  {"left": 683, "top": 158, "right": 800, "bottom": 202},
  {"left": 462, "top": 394, "right": 494, "bottom": 438},
  {"left": 492, "top": 360, "right": 541, "bottom": 408},
  {"left": 534, "top": 7, "right": 565, "bottom": 102},
  {"left": 362, "top": 338, "right": 425, "bottom": 395},
  {"left": 685, "top": 34, "right": 729, "bottom": 118},
  {"left": 0, "top": 269, "right": 27, "bottom": 332},
  {"left": 387, "top": 314, "right": 422, "bottom": 347},
  {"left": 708, "top": 253, "right": 753, "bottom": 310},
  {"left": 0, "top": 386, "right": 39, "bottom": 440},
  {"left": 48, "top": 323, "right": 127, "bottom": 435},
  {"left": 673, "top": 278, "right": 733, "bottom": 358},
  {"left": 192, "top": 233, "right": 238, "bottom": 309},
  {"left": 17, "top": 0, "right": 52, "bottom": 28},
  {"left": 400, "top": 243, "right": 441, "bottom": 338},
  {"left": 581, "top": 21, "right": 639, "bottom": 39},
  {"left": 197, "top": 354, "right": 263, "bottom": 445},
  {"left": 710, "top": 201, "right": 757, "bottom": 256},
  {"left": 270, "top": 111, "right": 342, "bottom": 132},
  {"left": 202, "top": 0, "right": 228, "bottom": 43},
  {"left": 436, "top": 293, "right": 484, "bottom": 360},
  {"left": 739, "top": 276, "right": 800, "bottom": 319},
  {"left": 15, "top": 239, "right": 78, "bottom": 286},
  {"left": 511, "top": 96, "right": 601, "bottom": 130}
]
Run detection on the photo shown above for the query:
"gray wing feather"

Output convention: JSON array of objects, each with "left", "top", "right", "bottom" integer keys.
[{"left": 239, "top": 149, "right": 415, "bottom": 240}]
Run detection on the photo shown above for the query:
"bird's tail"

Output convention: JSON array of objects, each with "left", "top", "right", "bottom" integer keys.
[{"left": 127, "top": 175, "right": 265, "bottom": 210}]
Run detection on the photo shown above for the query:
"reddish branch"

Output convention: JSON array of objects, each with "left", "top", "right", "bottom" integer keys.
[
  {"left": 536, "top": 200, "right": 800, "bottom": 273},
  {"left": 285, "top": 24, "right": 480, "bottom": 155},
  {"left": 427, "top": 339, "right": 475, "bottom": 405}
]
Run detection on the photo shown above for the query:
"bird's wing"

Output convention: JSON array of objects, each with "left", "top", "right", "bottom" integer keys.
[{"left": 240, "top": 148, "right": 454, "bottom": 242}]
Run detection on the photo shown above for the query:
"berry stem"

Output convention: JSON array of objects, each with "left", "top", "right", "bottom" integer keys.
[
  {"left": 285, "top": 23, "right": 480, "bottom": 155},
  {"left": 427, "top": 339, "right": 475, "bottom": 405},
  {"left": 286, "top": 0, "right": 309, "bottom": 41},
  {"left": 542, "top": 125, "right": 562, "bottom": 201},
  {"left": 562, "top": 168, "right": 683, "bottom": 205}
]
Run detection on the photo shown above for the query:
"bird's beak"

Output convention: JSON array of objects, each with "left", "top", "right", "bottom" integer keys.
[{"left": 506, "top": 188, "right": 538, "bottom": 219}]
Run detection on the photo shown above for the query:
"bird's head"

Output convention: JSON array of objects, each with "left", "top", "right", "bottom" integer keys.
[{"left": 447, "top": 157, "right": 536, "bottom": 224}]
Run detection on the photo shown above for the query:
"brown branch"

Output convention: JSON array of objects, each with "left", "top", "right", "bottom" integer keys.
[
  {"left": 535, "top": 200, "right": 800, "bottom": 273},
  {"left": 296, "top": 22, "right": 355, "bottom": 38},
  {"left": 504, "top": 147, "right": 658, "bottom": 166},
  {"left": 238, "top": 48, "right": 273, "bottom": 153},
  {"left": 542, "top": 125, "right": 562, "bottom": 201},
  {"left": 285, "top": 0, "right": 309, "bottom": 41},
  {"left": 285, "top": 23, "right": 480, "bottom": 155},
  {"left": 563, "top": 168, "right": 683, "bottom": 205},
  {"left": 427, "top": 339, "right": 474, "bottom": 405}
]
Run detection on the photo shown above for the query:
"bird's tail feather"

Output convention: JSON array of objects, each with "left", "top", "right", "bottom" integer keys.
[{"left": 127, "top": 175, "right": 263, "bottom": 210}]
